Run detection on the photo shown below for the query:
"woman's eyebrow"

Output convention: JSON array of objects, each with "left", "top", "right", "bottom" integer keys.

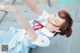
[
  {"left": 57, "top": 19, "right": 59, "bottom": 24},
  {"left": 55, "top": 15, "right": 59, "bottom": 24}
]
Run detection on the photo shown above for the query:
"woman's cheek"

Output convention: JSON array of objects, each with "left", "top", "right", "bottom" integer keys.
[{"left": 47, "top": 18, "right": 51, "bottom": 23}]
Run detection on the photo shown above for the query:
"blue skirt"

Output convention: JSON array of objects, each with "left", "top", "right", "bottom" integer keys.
[{"left": 0, "top": 27, "right": 36, "bottom": 53}]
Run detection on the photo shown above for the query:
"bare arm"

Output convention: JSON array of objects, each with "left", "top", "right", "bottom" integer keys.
[
  {"left": 12, "top": 7, "right": 37, "bottom": 41},
  {"left": 0, "top": 4, "right": 38, "bottom": 41},
  {"left": 23, "top": 0, "right": 43, "bottom": 16}
]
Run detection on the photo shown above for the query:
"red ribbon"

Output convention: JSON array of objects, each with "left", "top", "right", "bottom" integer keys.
[
  {"left": 24, "top": 20, "right": 44, "bottom": 35},
  {"left": 33, "top": 20, "right": 44, "bottom": 31}
]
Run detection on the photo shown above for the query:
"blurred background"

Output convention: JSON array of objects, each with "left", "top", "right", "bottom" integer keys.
[{"left": 0, "top": 0, "right": 80, "bottom": 53}]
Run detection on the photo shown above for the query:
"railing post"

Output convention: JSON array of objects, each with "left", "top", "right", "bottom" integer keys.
[{"left": 47, "top": 0, "right": 51, "bottom": 6}]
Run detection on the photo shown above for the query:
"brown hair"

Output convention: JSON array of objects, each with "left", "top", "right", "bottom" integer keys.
[{"left": 54, "top": 10, "right": 73, "bottom": 37}]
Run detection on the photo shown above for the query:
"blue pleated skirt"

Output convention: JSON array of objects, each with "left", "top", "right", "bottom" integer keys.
[{"left": 0, "top": 27, "right": 36, "bottom": 53}]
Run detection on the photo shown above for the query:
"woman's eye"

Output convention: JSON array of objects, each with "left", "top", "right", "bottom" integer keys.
[
  {"left": 55, "top": 19, "right": 59, "bottom": 24},
  {"left": 55, "top": 20, "right": 57, "bottom": 24}
]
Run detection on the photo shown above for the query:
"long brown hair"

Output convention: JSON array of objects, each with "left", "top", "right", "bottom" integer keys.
[{"left": 54, "top": 10, "right": 73, "bottom": 37}]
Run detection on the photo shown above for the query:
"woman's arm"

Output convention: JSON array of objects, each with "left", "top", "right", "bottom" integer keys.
[
  {"left": 23, "top": 0, "right": 43, "bottom": 16},
  {"left": 12, "top": 7, "right": 37, "bottom": 41},
  {"left": 0, "top": 4, "right": 37, "bottom": 41}
]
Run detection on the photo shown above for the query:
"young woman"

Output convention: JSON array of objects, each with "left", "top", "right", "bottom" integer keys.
[{"left": 0, "top": 0, "right": 73, "bottom": 53}]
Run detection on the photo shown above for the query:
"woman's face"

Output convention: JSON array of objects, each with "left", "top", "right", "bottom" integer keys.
[{"left": 47, "top": 13, "right": 66, "bottom": 32}]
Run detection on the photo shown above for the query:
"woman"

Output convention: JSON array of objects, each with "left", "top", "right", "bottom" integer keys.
[{"left": 0, "top": 0, "right": 73, "bottom": 53}]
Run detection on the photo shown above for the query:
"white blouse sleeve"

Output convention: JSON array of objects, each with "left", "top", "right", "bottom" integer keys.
[
  {"left": 32, "top": 35, "right": 50, "bottom": 47},
  {"left": 38, "top": 11, "right": 50, "bottom": 20}
]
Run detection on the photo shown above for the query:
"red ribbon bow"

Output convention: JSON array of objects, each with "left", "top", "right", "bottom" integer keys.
[
  {"left": 25, "top": 20, "right": 44, "bottom": 35},
  {"left": 33, "top": 20, "right": 44, "bottom": 31}
]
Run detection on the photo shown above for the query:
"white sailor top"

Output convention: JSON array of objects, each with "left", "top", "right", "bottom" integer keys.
[{"left": 29, "top": 11, "right": 56, "bottom": 47}]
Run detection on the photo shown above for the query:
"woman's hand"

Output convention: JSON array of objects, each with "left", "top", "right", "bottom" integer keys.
[{"left": 0, "top": 4, "right": 16, "bottom": 12}]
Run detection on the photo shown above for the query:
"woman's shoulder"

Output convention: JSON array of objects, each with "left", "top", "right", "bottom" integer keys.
[{"left": 38, "top": 11, "right": 50, "bottom": 20}]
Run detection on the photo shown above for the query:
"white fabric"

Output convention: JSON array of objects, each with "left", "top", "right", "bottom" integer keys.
[
  {"left": 40, "top": 27, "right": 55, "bottom": 37},
  {"left": 39, "top": 11, "right": 50, "bottom": 20},
  {"left": 31, "top": 11, "right": 52, "bottom": 47},
  {"left": 32, "top": 35, "right": 50, "bottom": 47}
]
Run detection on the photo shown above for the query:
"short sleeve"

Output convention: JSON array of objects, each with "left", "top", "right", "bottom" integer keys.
[
  {"left": 39, "top": 11, "right": 50, "bottom": 20},
  {"left": 32, "top": 35, "right": 50, "bottom": 47}
]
